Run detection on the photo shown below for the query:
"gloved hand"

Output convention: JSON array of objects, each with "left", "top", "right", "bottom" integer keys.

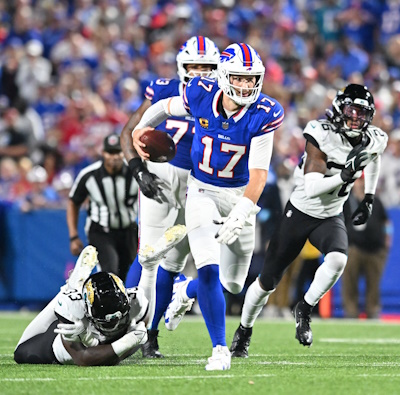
[
  {"left": 351, "top": 194, "right": 374, "bottom": 225},
  {"left": 214, "top": 197, "right": 255, "bottom": 245},
  {"left": 340, "top": 144, "right": 370, "bottom": 182},
  {"left": 128, "top": 158, "right": 167, "bottom": 203},
  {"left": 54, "top": 320, "right": 86, "bottom": 343},
  {"left": 126, "top": 320, "right": 148, "bottom": 346}
]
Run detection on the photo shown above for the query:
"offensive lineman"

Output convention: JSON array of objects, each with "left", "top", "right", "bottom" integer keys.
[
  {"left": 121, "top": 36, "right": 220, "bottom": 357},
  {"left": 132, "top": 43, "right": 284, "bottom": 370},
  {"left": 229, "top": 84, "right": 388, "bottom": 357}
]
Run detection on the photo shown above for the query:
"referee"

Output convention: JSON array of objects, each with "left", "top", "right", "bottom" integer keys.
[{"left": 67, "top": 134, "right": 138, "bottom": 281}]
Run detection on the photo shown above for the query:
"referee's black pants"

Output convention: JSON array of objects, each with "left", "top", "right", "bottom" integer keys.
[{"left": 88, "top": 223, "right": 138, "bottom": 282}]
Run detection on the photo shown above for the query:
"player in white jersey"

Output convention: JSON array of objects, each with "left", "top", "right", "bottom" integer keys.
[
  {"left": 120, "top": 36, "right": 220, "bottom": 358},
  {"left": 131, "top": 43, "right": 284, "bottom": 370},
  {"left": 230, "top": 84, "right": 388, "bottom": 357},
  {"left": 14, "top": 246, "right": 148, "bottom": 365}
]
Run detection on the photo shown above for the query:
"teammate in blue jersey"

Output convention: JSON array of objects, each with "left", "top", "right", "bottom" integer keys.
[
  {"left": 120, "top": 36, "right": 220, "bottom": 358},
  {"left": 132, "top": 43, "right": 284, "bottom": 370}
]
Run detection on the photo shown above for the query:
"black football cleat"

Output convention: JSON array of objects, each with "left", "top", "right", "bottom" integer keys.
[
  {"left": 141, "top": 329, "right": 164, "bottom": 358},
  {"left": 230, "top": 324, "right": 253, "bottom": 358},
  {"left": 293, "top": 302, "right": 313, "bottom": 347}
]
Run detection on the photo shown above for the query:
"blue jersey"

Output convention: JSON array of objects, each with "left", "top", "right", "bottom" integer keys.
[
  {"left": 183, "top": 76, "right": 284, "bottom": 187},
  {"left": 145, "top": 78, "right": 194, "bottom": 170}
]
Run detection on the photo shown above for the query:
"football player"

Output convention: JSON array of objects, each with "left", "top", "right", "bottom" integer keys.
[
  {"left": 131, "top": 43, "right": 284, "bottom": 370},
  {"left": 14, "top": 226, "right": 185, "bottom": 366},
  {"left": 14, "top": 246, "right": 148, "bottom": 366},
  {"left": 229, "top": 84, "right": 388, "bottom": 357},
  {"left": 120, "top": 36, "right": 220, "bottom": 358}
]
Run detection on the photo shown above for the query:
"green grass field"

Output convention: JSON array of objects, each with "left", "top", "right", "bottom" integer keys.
[{"left": 1, "top": 312, "right": 399, "bottom": 395}]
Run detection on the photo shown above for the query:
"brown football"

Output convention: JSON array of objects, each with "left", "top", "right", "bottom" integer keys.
[{"left": 139, "top": 129, "right": 176, "bottom": 163}]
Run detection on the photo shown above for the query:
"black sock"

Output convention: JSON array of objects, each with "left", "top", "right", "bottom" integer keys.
[{"left": 298, "top": 299, "right": 313, "bottom": 315}]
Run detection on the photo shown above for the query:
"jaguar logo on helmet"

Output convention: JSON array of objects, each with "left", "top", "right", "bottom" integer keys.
[
  {"left": 84, "top": 280, "right": 95, "bottom": 305},
  {"left": 82, "top": 272, "right": 130, "bottom": 336}
]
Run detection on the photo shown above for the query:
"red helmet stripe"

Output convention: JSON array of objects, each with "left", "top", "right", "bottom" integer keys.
[
  {"left": 197, "top": 36, "right": 206, "bottom": 55},
  {"left": 239, "top": 43, "right": 252, "bottom": 67}
]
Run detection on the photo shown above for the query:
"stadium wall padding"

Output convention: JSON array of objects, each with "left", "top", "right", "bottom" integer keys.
[{"left": 0, "top": 204, "right": 399, "bottom": 315}]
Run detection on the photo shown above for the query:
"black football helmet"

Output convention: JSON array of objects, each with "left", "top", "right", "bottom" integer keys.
[
  {"left": 83, "top": 272, "right": 130, "bottom": 336},
  {"left": 330, "top": 84, "right": 375, "bottom": 138}
]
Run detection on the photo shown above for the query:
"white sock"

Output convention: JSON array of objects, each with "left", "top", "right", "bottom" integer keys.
[
  {"left": 240, "top": 279, "right": 274, "bottom": 328},
  {"left": 138, "top": 266, "right": 158, "bottom": 327},
  {"left": 305, "top": 251, "right": 347, "bottom": 306}
]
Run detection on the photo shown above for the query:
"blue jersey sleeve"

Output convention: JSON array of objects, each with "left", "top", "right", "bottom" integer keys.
[
  {"left": 183, "top": 76, "right": 218, "bottom": 116},
  {"left": 253, "top": 95, "right": 284, "bottom": 136},
  {"left": 144, "top": 79, "right": 181, "bottom": 104}
]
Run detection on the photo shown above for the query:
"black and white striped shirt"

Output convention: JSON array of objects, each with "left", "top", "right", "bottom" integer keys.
[{"left": 69, "top": 161, "right": 138, "bottom": 231}]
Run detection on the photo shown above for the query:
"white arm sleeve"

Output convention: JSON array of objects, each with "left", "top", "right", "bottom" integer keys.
[
  {"left": 248, "top": 132, "right": 274, "bottom": 170},
  {"left": 304, "top": 172, "right": 344, "bottom": 198},
  {"left": 134, "top": 96, "right": 189, "bottom": 131},
  {"left": 364, "top": 156, "right": 381, "bottom": 194}
]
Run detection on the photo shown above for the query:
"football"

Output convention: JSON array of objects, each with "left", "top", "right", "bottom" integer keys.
[{"left": 139, "top": 129, "right": 176, "bottom": 163}]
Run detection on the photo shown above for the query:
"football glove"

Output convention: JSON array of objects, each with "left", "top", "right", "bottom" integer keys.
[
  {"left": 351, "top": 193, "right": 374, "bottom": 225},
  {"left": 214, "top": 197, "right": 255, "bottom": 245},
  {"left": 340, "top": 144, "right": 370, "bottom": 182},
  {"left": 128, "top": 158, "right": 167, "bottom": 203},
  {"left": 55, "top": 320, "right": 86, "bottom": 343},
  {"left": 126, "top": 320, "right": 148, "bottom": 345}
]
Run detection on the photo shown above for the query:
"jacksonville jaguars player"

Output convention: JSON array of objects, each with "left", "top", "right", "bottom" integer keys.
[
  {"left": 229, "top": 84, "right": 388, "bottom": 357},
  {"left": 14, "top": 246, "right": 148, "bottom": 366},
  {"left": 132, "top": 43, "right": 284, "bottom": 370},
  {"left": 120, "top": 36, "right": 220, "bottom": 358}
]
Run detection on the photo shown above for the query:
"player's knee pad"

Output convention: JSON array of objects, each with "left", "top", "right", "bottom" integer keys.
[
  {"left": 221, "top": 280, "right": 243, "bottom": 295},
  {"left": 259, "top": 271, "right": 283, "bottom": 292},
  {"left": 324, "top": 251, "right": 347, "bottom": 275}
]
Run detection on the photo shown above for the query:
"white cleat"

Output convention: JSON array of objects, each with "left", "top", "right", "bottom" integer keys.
[
  {"left": 67, "top": 245, "right": 98, "bottom": 290},
  {"left": 205, "top": 345, "right": 231, "bottom": 371},
  {"left": 164, "top": 274, "right": 194, "bottom": 331},
  {"left": 139, "top": 224, "right": 187, "bottom": 265}
]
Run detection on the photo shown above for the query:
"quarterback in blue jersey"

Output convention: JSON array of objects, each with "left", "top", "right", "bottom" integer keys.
[
  {"left": 132, "top": 43, "right": 284, "bottom": 370},
  {"left": 120, "top": 36, "right": 220, "bottom": 358}
]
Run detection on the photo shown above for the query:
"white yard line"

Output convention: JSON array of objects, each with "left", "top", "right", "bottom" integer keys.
[
  {"left": 1, "top": 374, "right": 275, "bottom": 382},
  {"left": 320, "top": 338, "right": 400, "bottom": 344}
]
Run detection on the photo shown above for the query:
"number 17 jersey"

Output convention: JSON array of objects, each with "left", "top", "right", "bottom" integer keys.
[{"left": 183, "top": 76, "right": 284, "bottom": 188}]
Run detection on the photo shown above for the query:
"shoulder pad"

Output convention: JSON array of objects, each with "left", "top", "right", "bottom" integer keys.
[
  {"left": 54, "top": 289, "right": 85, "bottom": 322},
  {"left": 366, "top": 126, "right": 388, "bottom": 155}
]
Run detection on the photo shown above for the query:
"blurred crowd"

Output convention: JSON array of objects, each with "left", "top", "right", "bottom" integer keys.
[{"left": 1, "top": 0, "right": 400, "bottom": 212}]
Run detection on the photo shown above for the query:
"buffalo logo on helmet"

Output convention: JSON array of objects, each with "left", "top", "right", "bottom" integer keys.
[{"left": 220, "top": 48, "right": 235, "bottom": 62}]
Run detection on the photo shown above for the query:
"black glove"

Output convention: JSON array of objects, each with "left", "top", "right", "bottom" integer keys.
[
  {"left": 351, "top": 193, "right": 374, "bottom": 225},
  {"left": 340, "top": 144, "right": 369, "bottom": 182},
  {"left": 128, "top": 158, "right": 166, "bottom": 203}
]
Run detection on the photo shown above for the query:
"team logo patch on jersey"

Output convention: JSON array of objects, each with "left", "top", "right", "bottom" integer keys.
[
  {"left": 199, "top": 118, "right": 209, "bottom": 128},
  {"left": 222, "top": 121, "right": 229, "bottom": 130}
]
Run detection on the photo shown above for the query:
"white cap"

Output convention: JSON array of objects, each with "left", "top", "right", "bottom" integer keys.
[{"left": 26, "top": 40, "right": 43, "bottom": 57}]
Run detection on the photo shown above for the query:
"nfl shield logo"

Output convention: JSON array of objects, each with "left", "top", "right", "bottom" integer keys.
[{"left": 222, "top": 122, "right": 229, "bottom": 130}]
